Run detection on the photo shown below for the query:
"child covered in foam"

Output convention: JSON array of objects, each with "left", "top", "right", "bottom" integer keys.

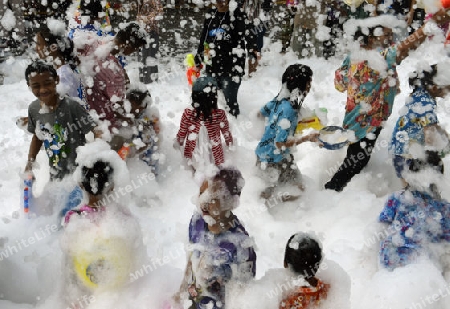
[
  {"left": 60, "top": 140, "right": 145, "bottom": 306},
  {"left": 226, "top": 233, "right": 350, "bottom": 309}
]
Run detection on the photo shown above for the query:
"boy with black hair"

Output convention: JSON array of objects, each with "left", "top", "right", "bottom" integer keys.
[
  {"left": 325, "top": 9, "right": 450, "bottom": 192},
  {"left": 390, "top": 63, "right": 450, "bottom": 188},
  {"left": 175, "top": 76, "right": 233, "bottom": 172},
  {"left": 280, "top": 233, "right": 330, "bottom": 309},
  {"left": 255, "top": 64, "right": 319, "bottom": 201},
  {"left": 24, "top": 60, "right": 97, "bottom": 181},
  {"left": 113, "top": 88, "right": 161, "bottom": 174}
]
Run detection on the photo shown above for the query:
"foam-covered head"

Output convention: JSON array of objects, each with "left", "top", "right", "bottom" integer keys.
[
  {"left": 115, "top": 23, "right": 147, "bottom": 54},
  {"left": 191, "top": 76, "right": 219, "bottom": 120},
  {"left": 281, "top": 64, "right": 313, "bottom": 93},
  {"left": 25, "top": 60, "right": 58, "bottom": 84},
  {"left": 81, "top": 160, "right": 114, "bottom": 196},
  {"left": 198, "top": 168, "right": 245, "bottom": 216},
  {"left": 284, "top": 233, "right": 323, "bottom": 278},
  {"left": 79, "top": 0, "right": 103, "bottom": 20},
  {"left": 74, "top": 140, "right": 130, "bottom": 191},
  {"left": 404, "top": 151, "right": 444, "bottom": 196},
  {"left": 408, "top": 64, "right": 438, "bottom": 91}
]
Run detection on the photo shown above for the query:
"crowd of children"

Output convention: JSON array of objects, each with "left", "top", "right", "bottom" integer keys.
[{"left": 14, "top": 0, "right": 450, "bottom": 307}]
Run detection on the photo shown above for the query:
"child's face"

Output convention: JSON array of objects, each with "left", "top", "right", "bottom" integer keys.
[
  {"left": 129, "top": 98, "right": 147, "bottom": 117},
  {"left": 198, "top": 180, "right": 224, "bottom": 222},
  {"left": 114, "top": 39, "right": 139, "bottom": 56},
  {"left": 28, "top": 71, "right": 59, "bottom": 105},
  {"left": 368, "top": 27, "right": 393, "bottom": 49}
]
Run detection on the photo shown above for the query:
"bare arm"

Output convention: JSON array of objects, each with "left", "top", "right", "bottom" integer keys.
[
  {"left": 275, "top": 133, "right": 319, "bottom": 149},
  {"left": 25, "top": 134, "right": 43, "bottom": 172},
  {"left": 397, "top": 8, "right": 450, "bottom": 64}
]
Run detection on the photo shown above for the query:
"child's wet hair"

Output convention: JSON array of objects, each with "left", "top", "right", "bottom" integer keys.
[
  {"left": 37, "top": 26, "right": 77, "bottom": 67},
  {"left": 354, "top": 28, "right": 369, "bottom": 46},
  {"left": 127, "top": 89, "right": 151, "bottom": 107},
  {"left": 409, "top": 65, "right": 438, "bottom": 91},
  {"left": 213, "top": 168, "right": 245, "bottom": 197},
  {"left": 81, "top": 160, "right": 114, "bottom": 196},
  {"left": 408, "top": 150, "right": 443, "bottom": 174},
  {"left": 282, "top": 64, "right": 313, "bottom": 93},
  {"left": 115, "top": 23, "right": 147, "bottom": 49},
  {"left": 25, "top": 60, "right": 58, "bottom": 84},
  {"left": 284, "top": 233, "right": 322, "bottom": 278},
  {"left": 79, "top": 0, "right": 103, "bottom": 20},
  {"left": 191, "top": 76, "right": 219, "bottom": 122}
]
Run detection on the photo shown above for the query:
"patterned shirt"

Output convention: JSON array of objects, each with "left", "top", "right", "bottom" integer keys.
[
  {"left": 188, "top": 212, "right": 256, "bottom": 307},
  {"left": 379, "top": 190, "right": 450, "bottom": 269},
  {"left": 86, "top": 54, "right": 126, "bottom": 129},
  {"left": 28, "top": 97, "right": 96, "bottom": 180},
  {"left": 390, "top": 87, "right": 438, "bottom": 156},
  {"left": 335, "top": 46, "right": 399, "bottom": 140},
  {"left": 279, "top": 279, "right": 330, "bottom": 309},
  {"left": 176, "top": 108, "right": 233, "bottom": 166},
  {"left": 255, "top": 98, "right": 299, "bottom": 163}
]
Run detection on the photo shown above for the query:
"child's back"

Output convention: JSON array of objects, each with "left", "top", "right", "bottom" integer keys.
[
  {"left": 279, "top": 233, "right": 330, "bottom": 309},
  {"left": 175, "top": 77, "right": 233, "bottom": 170}
]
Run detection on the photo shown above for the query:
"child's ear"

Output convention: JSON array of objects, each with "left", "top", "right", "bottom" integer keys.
[{"left": 284, "top": 261, "right": 288, "bottom": 269}]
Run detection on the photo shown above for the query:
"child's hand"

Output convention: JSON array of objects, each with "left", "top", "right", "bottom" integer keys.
[
  {"left": 188, "top": 284, "right": 198, "bottom": 297},
  {"left": 173, "top": 138, "right": 181, "bottom": 150},
  {"left": 307, "top": 132, "right": 320, "bottom": 143},
  {"left": 24, "top": 161, "right": 33, "bottom": 173}
]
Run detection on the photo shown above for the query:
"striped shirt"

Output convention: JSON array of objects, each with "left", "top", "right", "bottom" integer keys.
[{"left": 176, "top": 108, "right": 233, "bottom": 166}]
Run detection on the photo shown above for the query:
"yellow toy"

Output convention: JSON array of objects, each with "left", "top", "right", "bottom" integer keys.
[
  {"left": 73, "top": 237, "right": 132, "bottom": 290},
  {"left": 296, "top": 116, "right": 324, "bottom": 134}
]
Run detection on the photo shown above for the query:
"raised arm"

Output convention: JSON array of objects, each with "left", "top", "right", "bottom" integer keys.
[{"left": 397, "top": 8, "right": 450, "bottom": 64}]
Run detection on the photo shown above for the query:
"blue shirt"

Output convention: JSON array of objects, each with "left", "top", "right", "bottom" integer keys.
[
  {"left": 390, "top": 87, "right": 438, "bottom": 156},
  {"left": 379, "top": 190, "right": 450, "bottom": 269},
  {"left": 255, "top": 99, "right": 299, "bottom": 163}
]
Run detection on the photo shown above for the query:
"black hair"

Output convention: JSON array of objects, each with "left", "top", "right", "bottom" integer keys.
[
  {"left": 281, "top": 64, "right": 313, "bottom": 93},
  {"left": 213, "top": 168, "right": 245, "bottom": 197},
  {"left": 408, "top": 150, "right": 444, "bottom": 174},
  {"left": 79, "top": 0, "right": 103, "bottom": 21},
  {"left": 191, "top": 85, "right": 218, "bottom": 121},
  {"left": 81, "top": 161, "right": 114, "bottom": 196},
  {"left": 25, "top": 60, "right": 58, "bottom": 84},
  {"left": 37, "top": 26, "right": 77, "bottom": 68},
  {"left": 284, "top": 233, "right": 322, "bottom": 279},
  {"left": 127, "top": 89, "right": 151, "bottom": 107},
  {"left": 409, "top": 65, "right": 438, "bottom": 92},
  {"left": 115, "top": 23, "right": 147, "bottom": 49},
  {"left": 354, "top": 28, "right": 369, "bottom": 46}
]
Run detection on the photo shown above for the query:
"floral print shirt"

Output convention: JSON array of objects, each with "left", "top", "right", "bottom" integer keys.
[
  {"left": 279, "top": 279, "right": 330, "bottom": 309},
  {"left": 335, "top": 46, "right": 399, "bottom": 140}
]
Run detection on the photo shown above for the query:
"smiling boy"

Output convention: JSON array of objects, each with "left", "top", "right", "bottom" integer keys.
[{"left": 25, "top": 61, "right": 97, "bottom": 180}]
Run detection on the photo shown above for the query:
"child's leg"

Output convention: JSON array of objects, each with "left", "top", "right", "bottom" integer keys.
[{"left": 325, "top": 128, "right": 381, "bottom": 191}]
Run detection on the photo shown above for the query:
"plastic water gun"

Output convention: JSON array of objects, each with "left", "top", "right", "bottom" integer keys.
[
  {"left": 23, "top": 173, "right": 34, "bottom": 218},
  {"left": 185, "top": 54, "right": 201, "bottom": 86}
]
